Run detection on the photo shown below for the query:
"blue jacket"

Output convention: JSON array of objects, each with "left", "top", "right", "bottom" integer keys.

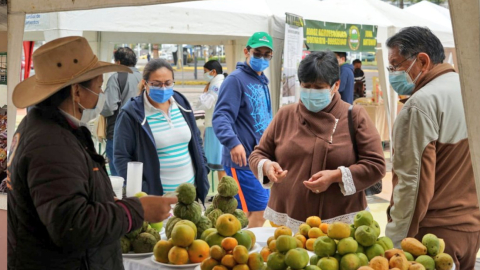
[
  {"left": 113, "top": 91, "right": 210, "bottom": 203},
  {"left": 338, "top": 63, "right": 355, "bottom": 104},
  {"left": 213, "top": 62, "right": 272, "bottom": 169}
]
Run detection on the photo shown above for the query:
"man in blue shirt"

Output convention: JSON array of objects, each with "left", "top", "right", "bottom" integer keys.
[
  {"left": 334, "top": 52, "right": 354, "bottom": 104},
  {"left": 213, "top": 32, "right": 273, "bottom": 227}
]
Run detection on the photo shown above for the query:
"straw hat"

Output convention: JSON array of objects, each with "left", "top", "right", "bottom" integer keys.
[{"left": 13, "top": 36, "right": 132, "bottom": 108}]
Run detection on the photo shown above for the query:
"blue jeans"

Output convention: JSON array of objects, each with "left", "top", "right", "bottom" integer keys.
[{"left": 106, "top": 139, "right": 118, "bottom": 176}]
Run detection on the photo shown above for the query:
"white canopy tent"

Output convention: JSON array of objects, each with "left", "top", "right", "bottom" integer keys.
[{"left": 406, "top": 1, "right": 452, "bottom": 29}]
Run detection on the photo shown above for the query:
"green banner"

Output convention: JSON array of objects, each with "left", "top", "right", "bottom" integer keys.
[{"left": 304, "top": 20, "right": 377, "bottom": 52}]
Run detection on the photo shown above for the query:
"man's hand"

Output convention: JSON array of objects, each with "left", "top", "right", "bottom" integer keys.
[
  {"left": 303, "top": 169, "right": 342, "bottom": 194},
  {"left": 139, "top": 196, "right": 178, "bottom": 223},
  {"left": 230, "top": 144, "right": 247, "bottom": 167},
  {"left": 263, "top": 161, "right": 288, "bottom": 183}
]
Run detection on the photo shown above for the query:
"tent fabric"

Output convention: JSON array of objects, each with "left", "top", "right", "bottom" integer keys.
[{"left": 406, "top": 1, "right": 452, "bottom": 30}]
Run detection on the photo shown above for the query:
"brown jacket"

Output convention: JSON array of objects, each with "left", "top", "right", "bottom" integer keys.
[
  {"left": 249, "top": 93, "right": 385, "bottom": 230},
  {"left": 386, "top": 65, "right": 480, "bottom": 247}
]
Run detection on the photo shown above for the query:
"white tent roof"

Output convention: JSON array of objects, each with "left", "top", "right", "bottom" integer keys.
[{"left": 406, "top": 1, "right": 452, "bottom": 30}]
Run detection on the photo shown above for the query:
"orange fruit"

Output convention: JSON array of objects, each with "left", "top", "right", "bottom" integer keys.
[
  {"left": 232, "top": 264, "right": 249, "bottom": 270},
  {"left": 298, "top": 223, "right": 311, "bottom": 237},
  {"left": 308, "top": 227, "right": 325, "bottom": 238},
  {"left": 268, "top": 240, "right": 277, "bottom": 252},
  {"left": 274, "top": 226, "right": 293, "bottom": 239},
  {"left": 216, "top": 214, "right": 242, "bottom": 237},
  {"left": 221, "top": 254, "right": 237, "bottom": 268},
  {"left": 267, "top": 236, "right": 276, "bottom": 246},
  {"left": 171, "top": 224, "right": 195, "bottom": 248},
  {"left": 210, "top": 245, "right": 226, "bottom": 261},
  {"left": 200, "top": 257, "right": 220, "bottom": 270},
  {"left": 320, "top": 223, "right": 329, "bottom": 234},
  {"left": 306, "top": 216, "right": 322, "bottom": 228},
  {"left": 248, "top": 253, "right": 265, "bottom": 270},
  {"left": 260, "top": 247, "right": 272, "bottom": 262},
  {"left": 153, "top": 240, "right": 173, "bottom": 263},
  {"left": 188, "top": 239, "right": 210, "bottom": 263},
  {"left": 295, "top": 238, "right": 304, "bottom": 248},
  {"left": 306, "top": 238, "right": 317, "bottom": 251},
  {"left": 212, "top": 265, "right": 229, "bottom": 270},
  {"left": 295, "top": 234, "right": 307, "bottom": 247},
  {"left": 269, "top": 220, "right": 281, "bottom": 227},
  {"left": 168, "top": 246, "right": 189, "bottom": 265},
  {"left": 221, "top": 237, "right": 238, "bottom": 251},
  {"left": 232, "top": 245, "right": 249, "bottom": 264}
]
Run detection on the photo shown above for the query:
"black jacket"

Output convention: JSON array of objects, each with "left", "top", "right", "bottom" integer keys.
[{"left": 7, "top": 108, "right": 144, "bottom": 269}]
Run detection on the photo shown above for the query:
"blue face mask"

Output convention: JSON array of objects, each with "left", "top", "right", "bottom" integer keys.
[
  {"left": 389, "top": 58, "right": 422, "bottom": 95},
  {"left": 249, "top": 56, "right": 270, "bottom": 72},
  {"left": 148, "top": 86, "right": 174, "bottom": 103},
  {"left": 300, "top": 87, "right": 333, "bottom": 113}
]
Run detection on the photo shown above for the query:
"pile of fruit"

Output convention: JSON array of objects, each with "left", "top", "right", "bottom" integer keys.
[
  {"left": 121, "top": 220, "right": 161, "bottom": 254},
  {"left": 205, "top": 176, "right": 249, "bottom": 228},
  {"left": 166, "top": 183, "right": 213, "bottom": 239},
  {"left": 202, "top": 214, "right": 256, "bottom": 251},
  {"left": 154, "top": 221, "right": 212, "bottom": 265},
  {"left": 200, "top": 237, "right": 265, "bottom": 270}
]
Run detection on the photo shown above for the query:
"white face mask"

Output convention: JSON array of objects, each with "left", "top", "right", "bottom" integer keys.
[
  {"left": 203, "top": 70, "right": 214, "bottom": 82},
  {"left": 75, "top": 85, "right": 105, "bottom": 126}
]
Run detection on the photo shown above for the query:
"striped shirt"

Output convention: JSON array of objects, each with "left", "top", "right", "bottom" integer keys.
[{"left": 144, "top": 93, "right": 195, "bottom": 192}]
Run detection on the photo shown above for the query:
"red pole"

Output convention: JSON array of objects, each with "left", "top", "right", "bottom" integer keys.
[{"left": 23, "top": 41, "right": 34, "bottom": 80}]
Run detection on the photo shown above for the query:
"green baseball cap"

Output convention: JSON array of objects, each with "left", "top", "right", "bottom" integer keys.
[{"left": 247, "top": 32, "right": 274, "bottom": 50}]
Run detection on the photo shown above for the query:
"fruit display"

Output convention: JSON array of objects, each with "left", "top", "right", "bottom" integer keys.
[
  {"left": 166, "top": 183, "right": 214, "bottom": 239},
  {"left": 121, "top": 221, "right": 160, "bottom": 254},
  {"left": 154, "top": 222, "right": 211, "bottom": 265},
  {"left": 203, "top": 214, "right": 257, "bottom": 251},
  {"left": 200, "top": 237, "right": 265, "bottom": 270},
  {"left": 206, "top": 176, "right": 249, "bottom": 228}
]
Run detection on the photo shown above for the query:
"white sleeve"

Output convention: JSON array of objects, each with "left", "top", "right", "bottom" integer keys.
[
  {"left": 338, "top": 166, "right": 356, "bottom": 196},
  {"left": 257, "top": 159, "right": 273, "bottom": 189}
]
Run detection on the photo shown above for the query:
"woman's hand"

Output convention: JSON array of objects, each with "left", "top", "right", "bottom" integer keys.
[
  {"left": 139, "top": 196, "right": 178, "bottom": 223},
  {"left": 303, "top": 169, "right": 342, "bottom": 194},
  {"left": 231, "top": 144, "right": 247, "bottom": 167},
  {"left": 263, "top": 161, "right": 288, "bottom": 183}
]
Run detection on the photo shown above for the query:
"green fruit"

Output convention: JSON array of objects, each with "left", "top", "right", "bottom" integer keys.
[
  {"left": 276, "top": 235, "right": 298, "bottom": 253},
  {"left": 354, "top": 225, "right": 377, "bottom": 247},
  {"left": 141, "top": 221, "right": 149, "bottom": 232},
  {"left": 434, "top": 253, "right": 454, "bottom": 270},
  {"left": 173, "top": 201, "right": 202, "bottom": 223},
  {"left": 146, "top": 227, "right": 160, "bottom": 241},
  {"left": 165, "top": 216, "right": 182, "bottom": 239},
  {"left": 150, "top": 221, "right": 163, "bottom": 232},
  {"left": 233, "top": 230, "right": 253, "bottom": 250},
  {"left": 233, "top": 209, "right": 249, "bottom": 228},
  {"left": 213, "top": 195, "right": 238, "bottom": 214},
  {"left": 357, "top": 253, "right": 368, "bottom": 266},
  {"left": 334, "top": 253, "right": 342, "bottom": 263},
  {"left": 349, "top": 224, "right": 356, "bottom": 238},
  {"left": 365, "top": 244, "right": 385, "bottom": 261},
  {"left": 195, "top": 215, "right": 213, "bottom": 239},
  {"left": 356, "top": 244, "right": 364, "bottom": 253},
  {"left": 218, "top": 176, "right": 239, "bottom": 197},
  {"left": 353, "top": 211, "right": 374, "bottom": 228},
  {"left": 204, "top": 204, "right": 215, "bottom": 216},
  {"left": 422, "top": 234, "right": 440, "bottom": 256},
  {"left": 416, "top": 255, "right": 435, "bottom": 270},
  {"left": 205, "top": 232, "right": 226, "bottom": 247},
  {"left": 404, "top": 251, "right": 414, "bottom": 261},
  {"left": 370, "top": 221, "right": 381, "bottom": 238},
  {"left": 134, "top": 192, "right": 148, "bottom": 198},
  {"left": 267, "top": 252, "right": 287, "bottom": 270},
  {"left": 201, "top": 228, "right": 217, "bottom": 241},
  {"left": 207, "top": 209, "right": 223, "bottom": 225},
  {"left": 340, "top": 253, "right": 361, "bottom": 270},
  {"left": 285, "top": 248, "right": 309, "bottom": 269},
  {"left": 376, "top": 236, "right": 394, "bottom": 251},
  {"left": 175, "top": 220, "right": 198, "bottom": 238},
  {"left": 125, "top": 226, "right": 142, "bottom": 240},
  {"left": 337, "top": 237, "right": 358, "bottom": 255},
  {"left": 313, "top": 236, "right": 337, "bottom": 257},
  {"left": 305, "top": 266, "right": 321, "bottom": 270},
  {"left": 120, "top": 236, "right": 131, "bottom": 253},
  {"left": 310, "top": 254, "right": 319, "bottom": 266},
  {"left": 176, "top": 183, "right": 196, "bottom": 204},
  {"left": 132, "top": 232, "right": 157, "bottom": 253},
  {"left": 318, "top": 257, "right": 339, "bottom": 270}
]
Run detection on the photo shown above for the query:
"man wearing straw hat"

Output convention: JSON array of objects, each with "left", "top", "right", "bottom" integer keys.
[{"left": 7, "top": 36, "right": 177, "bottom": 269}]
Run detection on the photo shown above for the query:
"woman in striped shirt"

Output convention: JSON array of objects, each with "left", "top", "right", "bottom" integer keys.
[{"left": 114, "top": 59, "right": 210, "bottom": 203}]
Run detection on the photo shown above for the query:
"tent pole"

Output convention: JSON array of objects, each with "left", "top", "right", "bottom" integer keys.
[{"left": 448, "top": 0, "right": 480, "bottom": 211}]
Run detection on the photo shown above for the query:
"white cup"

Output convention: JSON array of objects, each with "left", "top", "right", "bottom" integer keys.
[
  {"left": 110, "top": 176, "right": 124, "bottom": 199},
  {"left": 126, "top": 162, "right": 143, "bottom": 197}
]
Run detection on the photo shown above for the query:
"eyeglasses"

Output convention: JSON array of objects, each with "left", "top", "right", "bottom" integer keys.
[
  {"left": 147, "top": 80, "right": 175, "bottom": 88},
  {"left": 249, "top": 51, "right": 273, "bottom": 60},
  {"left": 386, "top": 53, "right": 418, "bottom": 73}
]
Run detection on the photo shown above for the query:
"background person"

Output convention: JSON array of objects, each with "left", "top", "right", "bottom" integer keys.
[{"left": 334, "top": 51, "right": 354, "bottom": 104}]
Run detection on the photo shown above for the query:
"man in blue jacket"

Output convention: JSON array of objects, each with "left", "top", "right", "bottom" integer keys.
[
  {"left": 213, "top": 32, "right": 273, "bottom": 227},
  {"left": 334, "top": 52, "right": 354, "bottom": 104}
]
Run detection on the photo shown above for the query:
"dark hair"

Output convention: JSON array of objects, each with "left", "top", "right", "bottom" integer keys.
[
  {"left": 204, "top": 60, "right": 228, "bottom": 77},
  {"left": 298, "top": 51, "right": 340, "bottom": 86},
  {"left": 334, "top": 52, "right": 347, "bottom": 61},
  {"left": 386, "top": 27, "right": 445, "bottom": 64},
  {"left": 138, "top": 59, "right": 175, "bottom": 94},
  {"left": 352, "top": 59, "right": 362, "bottom": 65},
  {"left": 114, "top": 47, "right": 137, "bottom": 67}
]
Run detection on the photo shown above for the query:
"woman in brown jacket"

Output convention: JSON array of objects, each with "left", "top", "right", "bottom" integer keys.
[
  {"left": 7, "top": 37, "right": 176, "bottom": 270},
  {"left": 249, "top": 51, "right": 386, "bottom": 231}
]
